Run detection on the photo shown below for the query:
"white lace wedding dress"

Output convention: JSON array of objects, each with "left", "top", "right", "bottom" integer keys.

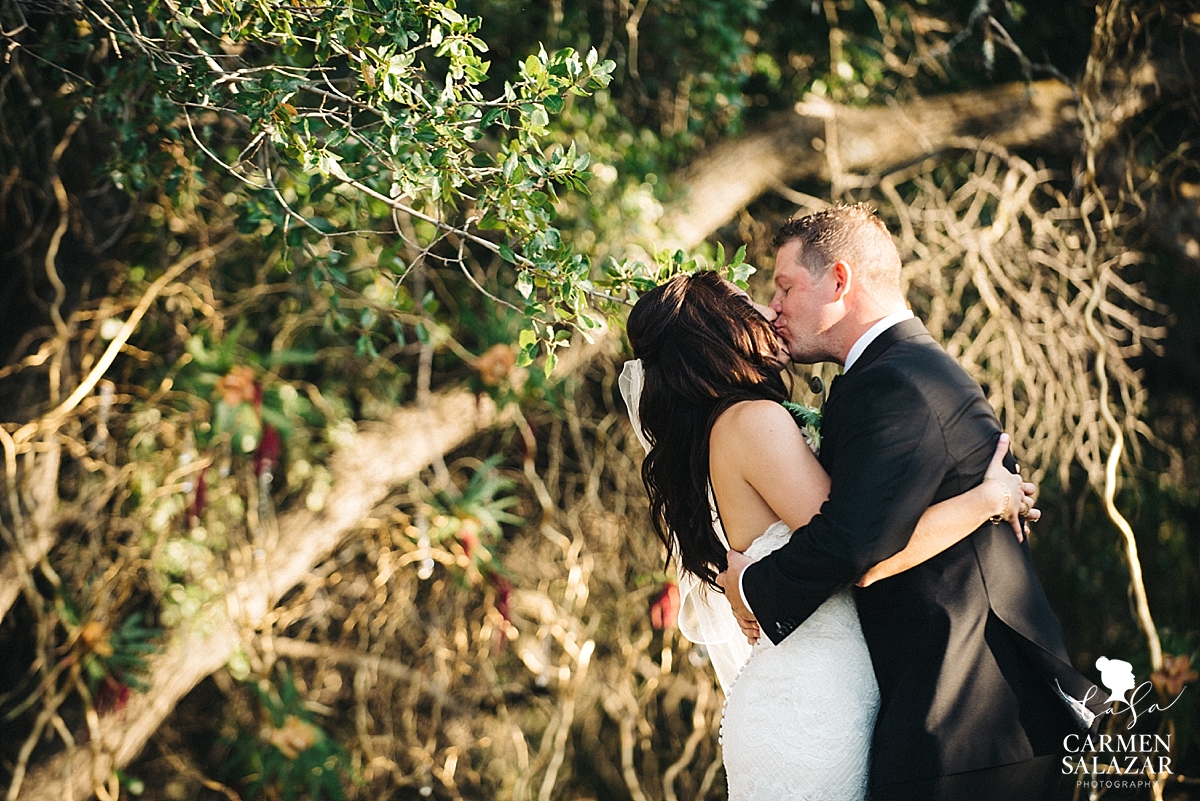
[
  {"left": 718, "top": 520, "right": 880, "bottom": 800},
  {"left": 617, "top": 361, "right": 879, "bottom": 799}
]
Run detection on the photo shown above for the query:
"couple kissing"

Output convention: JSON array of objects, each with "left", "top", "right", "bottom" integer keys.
[{"left": 621, "top": 204, "right": 1107, "bottom": 801}]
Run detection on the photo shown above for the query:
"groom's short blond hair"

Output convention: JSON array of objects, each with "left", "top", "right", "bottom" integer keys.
[{"left": 772, "top": 204, "right": 902, "bottom": 298}]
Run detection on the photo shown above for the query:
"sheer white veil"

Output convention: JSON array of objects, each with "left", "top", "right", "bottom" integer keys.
[{"left": 619, "top": 359, "right": 753, "bottom": 693}]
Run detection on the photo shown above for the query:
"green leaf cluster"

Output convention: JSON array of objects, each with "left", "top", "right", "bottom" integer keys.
[{"left": 225, "top": 665, "right": 352, "bottom": 801}]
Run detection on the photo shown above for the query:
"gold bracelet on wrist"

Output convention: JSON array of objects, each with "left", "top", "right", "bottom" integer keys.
[{"left": 988, "top": 481, "right": 1012, "bottom": 524}]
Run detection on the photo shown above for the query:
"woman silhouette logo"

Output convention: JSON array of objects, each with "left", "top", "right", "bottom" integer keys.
[{"left": 1095, "top": 656, "right": 1137, "bottom": 705}]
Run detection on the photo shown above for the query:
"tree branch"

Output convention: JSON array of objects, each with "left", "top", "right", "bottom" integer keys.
[
  {"left": 659, "top": 78, "right": 1087, "bottom": 249},
  {"left": 16, "top": 389, "right": 511, "bottom": 800}
]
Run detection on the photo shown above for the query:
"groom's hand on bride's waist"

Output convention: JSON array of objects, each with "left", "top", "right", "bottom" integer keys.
[{"left": 717, "top": 550, "right": 760, "bottom": 644}]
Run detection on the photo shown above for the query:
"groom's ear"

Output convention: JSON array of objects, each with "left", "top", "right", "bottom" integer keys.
[{"left": 830, "top": 261, "right": 851, "bottom": 301}]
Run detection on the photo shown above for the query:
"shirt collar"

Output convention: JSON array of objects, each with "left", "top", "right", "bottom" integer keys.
[{"left": 843, "top": 309, "right": 915, "bottom": 373}]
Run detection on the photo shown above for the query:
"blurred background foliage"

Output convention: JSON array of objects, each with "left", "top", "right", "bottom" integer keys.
[{"left": 0, "top": 0, "right": 1197, "bottom": 799}]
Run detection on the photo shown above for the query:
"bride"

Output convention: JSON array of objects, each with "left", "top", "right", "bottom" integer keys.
[{"left": 620, "top": 270, "right": 1035, "bottom": 800}]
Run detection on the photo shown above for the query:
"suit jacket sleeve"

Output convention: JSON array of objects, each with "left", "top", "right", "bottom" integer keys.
[{"left": 743, "top": 364, "right": 955, "bottom": 644}]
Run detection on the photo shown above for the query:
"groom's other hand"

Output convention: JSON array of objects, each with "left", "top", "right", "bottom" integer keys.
[
  {"left": 734, "top": 611, "right": 760, "bottom": 644},
  {"left": 717, "top": 550, "right": 760, "bottom": 644}
]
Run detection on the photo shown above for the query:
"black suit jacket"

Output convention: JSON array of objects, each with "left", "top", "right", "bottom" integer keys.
[{"left": 742, "top": 318, "right": 1104, "bottom": 787}]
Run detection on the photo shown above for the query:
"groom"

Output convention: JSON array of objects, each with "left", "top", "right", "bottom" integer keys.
[{"left": 716, "top": 205, "right": 1104, "bottom": 800}]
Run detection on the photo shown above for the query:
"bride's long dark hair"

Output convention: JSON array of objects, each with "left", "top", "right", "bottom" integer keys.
[{"left": 626, "top": 271, "right": 788, "bottom": 589}]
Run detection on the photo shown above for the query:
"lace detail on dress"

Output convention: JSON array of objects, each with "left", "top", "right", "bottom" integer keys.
[
  {"left": 719, "top": 521, "right": 880, "bottom": 800},
  {"left": 741, "top": 519, "right": 795, "bottom": 562}
]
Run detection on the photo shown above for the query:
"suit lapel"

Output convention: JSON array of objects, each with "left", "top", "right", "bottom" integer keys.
[
  {"left": 847, "top": 316, "right": 930, "bottom": 374},
  {"left": 819, "top": 317, "right": 930, "bottom": 469},
  {"left": 823, "top": 318, "right": 929, "bottom": 411},
  {"left": 825, "top": 373, "right": 843, "bottom": 405}
]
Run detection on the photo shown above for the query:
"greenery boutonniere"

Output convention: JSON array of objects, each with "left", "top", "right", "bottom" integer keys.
[{"left": 782, "top": 400, "right": 822, "bottom": 455}]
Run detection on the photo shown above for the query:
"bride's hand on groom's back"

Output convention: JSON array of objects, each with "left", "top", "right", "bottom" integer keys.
[{"left": 984, "top": 434, "right": 1040, "bottom": 542}]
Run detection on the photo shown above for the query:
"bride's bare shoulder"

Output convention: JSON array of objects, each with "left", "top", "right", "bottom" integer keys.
[
  {"left": 709, "top": 399, "right": 825, "bottom": 532},
  {"left": 710, "top": 400, "right": 798, "bottom": 447}
]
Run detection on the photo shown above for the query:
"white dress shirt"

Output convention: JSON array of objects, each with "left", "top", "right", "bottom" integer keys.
[
  {"left": 842, "top": 309, "right": 916, "bottom": 373},
  {"left": 737, "top": 309, "right": 916, "bottom": 623}
]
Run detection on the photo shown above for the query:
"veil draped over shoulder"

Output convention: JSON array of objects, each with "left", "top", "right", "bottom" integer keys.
[{"left": 619, "top": 360, "right": 754, "bottom": 692}]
